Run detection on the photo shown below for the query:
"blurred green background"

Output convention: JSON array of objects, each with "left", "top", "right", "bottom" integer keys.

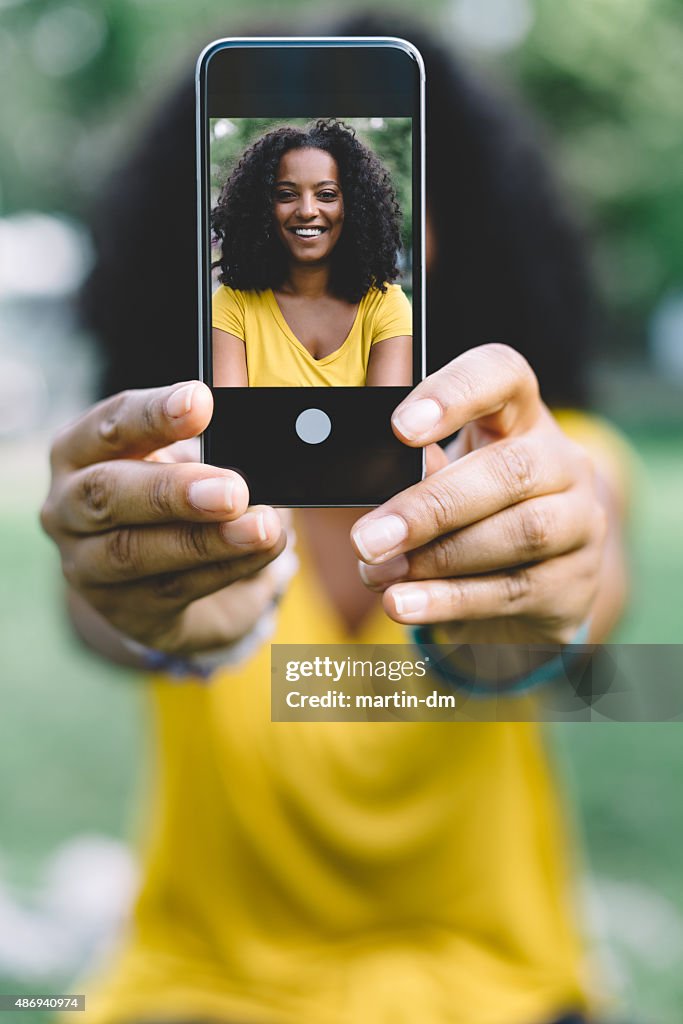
[{"left": 1, "top": 1, "right": 682, "bottom": 1022}]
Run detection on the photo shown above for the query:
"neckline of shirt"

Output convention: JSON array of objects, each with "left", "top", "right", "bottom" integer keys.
[{"left": 266, "top": 288, "right": 364, "bottom": 366}]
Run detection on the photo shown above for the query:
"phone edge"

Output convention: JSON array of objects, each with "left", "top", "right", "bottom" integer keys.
[{"left": 195, "top": 36, "right": 427, "bottom": 499}]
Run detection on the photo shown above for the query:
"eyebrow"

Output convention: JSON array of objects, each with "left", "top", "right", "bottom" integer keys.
[{"left": 274, "top": 179, "right": 340, "bottom": 187}]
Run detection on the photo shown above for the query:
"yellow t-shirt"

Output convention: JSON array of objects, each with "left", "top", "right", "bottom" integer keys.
[
  {"left": 212, "top": 283, "right": 412, "bottom": 387},
  {"left": 80, "top": 591, "right": 589, "bottom": 1024},
  {"left": 77, "top": 411, "right": 633, "bottom": 1024}
]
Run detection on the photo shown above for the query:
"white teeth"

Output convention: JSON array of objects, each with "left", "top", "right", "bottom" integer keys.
[{"left": 293, "top": 228, "right": 323, "bottom": 237}]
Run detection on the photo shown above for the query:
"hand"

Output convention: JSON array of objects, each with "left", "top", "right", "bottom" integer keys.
[
  {"left": 352, "top": 345, "right": 610, "bottom": 647},
  {"left": 41, "top": 381, "right": 288, "bottom": 656}
]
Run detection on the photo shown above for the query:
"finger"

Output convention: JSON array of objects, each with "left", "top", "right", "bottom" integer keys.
[
  {"left": 177, "top": 571, "right": 285, "bottom": 651},
  {"left": 380, "top": 546, "right": 599, "bottom": 629},
  {"left": 391, "top": 344, "right": 541, "bottom": 446},
  {"left": 177, "top": 545, "right": 300, "bottom": 651},
  {"left": 425, "top": 442, "right": 448, "bottom": 476},
  {"left": 55, "top": 460, "right": 253, "bottom": 534},
  {"left": 351, "top": 432, "right": 580, "bottom": 565},
  {"left": 90, "top": 532, "right": 288, "bottom": 627},
  {"left": 359, "top": 488, "right": 599, "bottom": 589},
  {"left": 64, "top": 507, "right": 284, "bottom": 586},
  {"left": 51, "top": 381, "right": 213, "bottom": 470},
  {"left": 145, "top": 438, "right": 201, "bottom": 464}
]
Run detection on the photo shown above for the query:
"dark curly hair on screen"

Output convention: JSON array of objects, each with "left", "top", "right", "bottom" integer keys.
[
  {"left": 81, "top": 13, "right": 594, "bottom": 409},
  {"left": 211, "top": 119, "right": 402, "bottom": 303}
]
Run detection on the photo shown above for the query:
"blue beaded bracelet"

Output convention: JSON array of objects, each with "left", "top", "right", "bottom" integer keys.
[
  {"left": 119, "top": 608, "right": 278, "bottom": 682},
  {"left": 410, "top": 620, "right": 591, "bottom": 698}
]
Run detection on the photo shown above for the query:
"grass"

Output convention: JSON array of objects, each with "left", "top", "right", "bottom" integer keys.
[
  {"left": 555, "top": 425, "right": 683, "bottom": 1023},
  {"left": 0, "top": 426, "right": 681, "bottom": 1022},
  {"left": 0, "top": 452, "right": 146, "bottom": 889}
]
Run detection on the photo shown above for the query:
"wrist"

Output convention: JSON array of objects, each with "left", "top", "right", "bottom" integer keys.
[
  {"left": 411, "top": 619, "right": 591, "bottom": 697},
  {"left": 115, "top": 543, "right": 298, "bottom": 680},
  {"left": 119, "top": 608, "right": 278, "bottom": 681}
]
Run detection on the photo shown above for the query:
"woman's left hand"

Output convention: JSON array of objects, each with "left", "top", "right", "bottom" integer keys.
[{"left": 352, "top": 344, "right": 611, "bottom": 646}]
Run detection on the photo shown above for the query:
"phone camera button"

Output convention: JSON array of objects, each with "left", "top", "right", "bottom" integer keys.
[{"left": 295, "top": 408, "right": 332, "bottom": 444}]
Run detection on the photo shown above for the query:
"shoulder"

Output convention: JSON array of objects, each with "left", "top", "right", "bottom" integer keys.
[
  {"left": 362, "top": 283, "right": 411, "bottom": 312},
  {"left": 361, "top": 283, "right": 413, "bottom": 342},
  {"left": 213, "top": 284, "right": 248, "bottom": 311},
  {"left": 212, "top": 285, "right": 260, "bottom": 341},
  {"left": 213, "top": 285, "right": 272, "bottom": 321}
]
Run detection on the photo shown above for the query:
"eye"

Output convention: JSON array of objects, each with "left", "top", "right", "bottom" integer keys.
[
  {"left": 318, "top": 190, "right": 339, "bottom": 201},
  {"left": 275, "top": 190, "right": 296, "bottom": 201}
]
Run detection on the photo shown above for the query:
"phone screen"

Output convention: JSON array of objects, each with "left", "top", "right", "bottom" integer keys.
[{"left": 197, "top": 39, "right": 424, "bottom": 505}]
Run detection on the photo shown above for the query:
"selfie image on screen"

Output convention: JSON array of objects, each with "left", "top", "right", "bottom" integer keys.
[{"left": 210, "top": 117, "right": 413, "bottom": 388}]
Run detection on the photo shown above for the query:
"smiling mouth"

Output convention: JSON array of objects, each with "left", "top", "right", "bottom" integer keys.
[{"left": 289, "top": 227, "right": 327, "bottom": 238}]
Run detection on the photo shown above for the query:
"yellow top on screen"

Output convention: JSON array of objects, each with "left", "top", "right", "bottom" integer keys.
[{"left": 212, "top": 282, "right": 412, "bottom": 386}]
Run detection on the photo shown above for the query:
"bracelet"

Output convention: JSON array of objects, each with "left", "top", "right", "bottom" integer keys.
[
  {"left": 410, "top": 620, "right": 591, "bottom": 698},
  {"left": 120, "top": 608, "right": 278, "bottom": 682}
]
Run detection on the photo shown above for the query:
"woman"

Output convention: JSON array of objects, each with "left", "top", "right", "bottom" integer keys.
[
  {"left": 211, "top": 119, "right": 413, "bottom": 387},
  {"left": 42, "top": 14, "right": 631, "bottom": 1024}
]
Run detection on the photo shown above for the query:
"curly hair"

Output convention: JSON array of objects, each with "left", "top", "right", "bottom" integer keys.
[
  {"left": 84, "top": 16, "right": 593, "bottom": 408},
  {"left": 211, "top": 119, "right": 403, "bottom": 303}
]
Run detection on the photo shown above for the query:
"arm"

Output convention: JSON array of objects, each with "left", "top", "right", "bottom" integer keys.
[
  {"left": 212, "top": 328, "right": 248, "bottom": 387},
  {"left": 366, "top": 335, "right": 413, "bottom": 386}
]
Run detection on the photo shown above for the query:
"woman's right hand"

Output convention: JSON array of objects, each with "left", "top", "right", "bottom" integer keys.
[{"left": 40, "top": 381, "right": 288, "bottom": 657}]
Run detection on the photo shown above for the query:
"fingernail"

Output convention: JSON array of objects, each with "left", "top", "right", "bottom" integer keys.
[
  {"left": 220, "top": 510, "right": 270, "bottom": 545},
  {"left": 166, "top": 384, "right": 196, "bottom": 418},
  {"left": 189, "top": 477, "right": 235, "bottom": 512},
  {"left": 359, "top": 554, "right": 409, "bottom": 587},
  {"left": 353, "top": 514, "right": 407, "bottom": 563},
  {"left": 393, "top": 587, "right": 429, "bottom": 616},
  {"left": 393, "top": 398, "right": 441, "bottom": 440}
]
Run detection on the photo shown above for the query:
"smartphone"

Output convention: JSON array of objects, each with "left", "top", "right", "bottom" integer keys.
[{"left": 196, "top": 37, "right": 425, "bottom": 506}]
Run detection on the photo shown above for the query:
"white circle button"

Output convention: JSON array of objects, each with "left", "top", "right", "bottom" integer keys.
[{"left": 295, "top": 408, "right": 332, "bottom": 444}]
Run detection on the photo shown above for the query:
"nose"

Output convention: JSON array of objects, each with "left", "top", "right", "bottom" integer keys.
[{"left": 297, "top": 191, "right": 317, "bottom": 219}]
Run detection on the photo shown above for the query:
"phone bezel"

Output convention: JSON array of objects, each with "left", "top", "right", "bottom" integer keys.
[{"left": 196, "top": 37, "right": 426, "bottom": 506}]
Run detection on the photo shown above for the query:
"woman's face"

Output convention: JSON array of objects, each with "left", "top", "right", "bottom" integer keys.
[{"left": 272, "top": 147, "right": 344, "bottom": 266}]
